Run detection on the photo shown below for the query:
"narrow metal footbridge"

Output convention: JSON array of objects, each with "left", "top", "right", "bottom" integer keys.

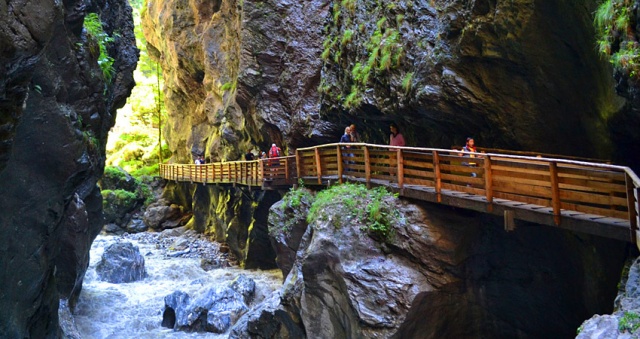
[{"left": 159, "top": 143, "right": 640, "bottom": 247}]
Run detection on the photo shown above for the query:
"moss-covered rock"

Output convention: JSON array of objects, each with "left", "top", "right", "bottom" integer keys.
[{"left": 102, "top": 189, "right": 140, "bottom": 225}]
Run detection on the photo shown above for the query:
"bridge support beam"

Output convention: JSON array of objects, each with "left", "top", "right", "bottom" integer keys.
[{"left": 504, "top": 210, "right": 516, "bottom": 232}]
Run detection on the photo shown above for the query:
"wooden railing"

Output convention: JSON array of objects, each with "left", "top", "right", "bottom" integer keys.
[
  {"left": 158, "top": 143, "right": 640, "bottom": 244},
  {"left": 159, "top": 156, "right": 297, "bottom": 187},
  {"left": 295, "top": 143, "right": 640, "bottom": 243}
]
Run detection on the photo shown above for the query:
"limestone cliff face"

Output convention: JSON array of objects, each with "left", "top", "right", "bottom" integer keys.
[{"left": 0, "top": 0, "right": 137, "bottom": 337}]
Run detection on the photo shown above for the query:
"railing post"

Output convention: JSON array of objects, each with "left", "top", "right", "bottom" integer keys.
[
  {"left": 315, "top": 147, "right": 322, "bottom": 184},
  {"left": 285, "top": 158, "right": 290, "bottom": 181},
  {"left": 626, "top": 174, "right": 638, "bottom": 245},
  {"left": 549, "top": 161, "right": 561, "bottom": 226},
  {"left": 484, "top": 155, "right": 493, "bottom": 209},
  {"left": 296, "top": 150, "right": 302, "bottom": 180},
  {"left": 432, "top": 150, "right": 441, "bottom": 203},
  {"left": 259, "top": 160, "right": 264, "bottom": 183},
  {"left": 337, "top": 145, "right": 343, "bottom": 184},
  {"left": 397, "top": 148, "right": 404, "bottom": 189},
  {"left": 364, "top": 145, "right": 371, "bottom": 187}
]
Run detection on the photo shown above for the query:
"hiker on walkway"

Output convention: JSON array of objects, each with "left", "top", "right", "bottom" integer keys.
[
  {"left": 461, "top": 137, "right": 479, "bottom": 178},
  {"left": 268, "top": 143, "right": 281, "bottom": 176},
  {"left": 245, "top": 151, "right": 255, "bottom": 161},
  {"left": 349, "top": 124, "right": 361, "bottom": 143},
  {"left": 194, "top": 155, "right": 204, "bottom": 165},
  {"left": 389, "top": 122, "right": 405, "bottom": 147},
  {"left": 340, "top": 126, "right": 353, "bottom": 166}
]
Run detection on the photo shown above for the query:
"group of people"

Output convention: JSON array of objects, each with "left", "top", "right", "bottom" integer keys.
[{"left": 339, "top": 122, "right": 406, "bottom": 147}]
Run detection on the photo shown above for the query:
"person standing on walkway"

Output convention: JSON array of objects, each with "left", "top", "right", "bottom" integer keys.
[
  {"left": 389, "top": 122, "right": 405, "bottom": 147},
  {"left": 349, "top": 124, "right": 361, "bottom": 143},
  {"left": 340, "top": 126, "right": 353, "bottom": 167},
  {"left": 462, "top": 137, "right": 478, "bottom": 178}
]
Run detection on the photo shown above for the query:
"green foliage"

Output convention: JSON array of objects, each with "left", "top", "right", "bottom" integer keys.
[
  {"left": 306, "top": 183, "right": 399, "bottom": 241},
  {"left": 619, "top": 311, "right": 640, "bottom": 333},
  {"left": 281, "top": 184, "right": 313, "bottom": 210},
  {"left": 104, "top": 166, "right": 129, "bottom": 183},
  {"left": 594, "top": 0, "right": 640, "bottom": 79},
  {"left": 402, "top": 72, "right": 414, "bottom": 93},
  {"left": 132, "top": 163, "right": 159, "bottom": 178},
  {"left": 84, "top": 13, "right": 115, "bottom": 83}
]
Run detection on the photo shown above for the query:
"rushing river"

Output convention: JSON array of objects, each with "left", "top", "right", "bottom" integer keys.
[{"left": 73, "top": 234, "right": 283, "bottom": 338}]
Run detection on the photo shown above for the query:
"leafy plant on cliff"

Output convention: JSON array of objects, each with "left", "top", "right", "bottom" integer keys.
[
  {"left": 306, "top": 183, "right": 399, "bottom": 241},
  {"left": 619, "top": 311, "right": 640, "bottom": 333},
  {"left": 594, "top": 0, "right": 640, "bottom": 79},
  {"left": 83, "top": 13, "right": 115, "bottom": 83}
]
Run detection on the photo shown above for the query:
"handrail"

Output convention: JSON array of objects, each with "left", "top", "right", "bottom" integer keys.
[
  {"left": 451, "top": 146, "right": 611, "bottom": 164},
  {"left": 158, "top": 143, "right": 640, "bottom": 244}
]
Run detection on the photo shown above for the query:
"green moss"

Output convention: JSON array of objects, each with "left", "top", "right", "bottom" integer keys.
[
  {"left": 102, "top": 189, "right": 137, "bottom": 206},
  {"left": 341, "top": 29, "right": 355, "bottom": 46},
  {"left": 341, "top": 0, "right": 356, "bottom": 13},
  {"left": 220, "top": 81, "right": 234, "bottom": 92},
  {"left": 402, "top": 72, "right": 414, "bottom": 93}
]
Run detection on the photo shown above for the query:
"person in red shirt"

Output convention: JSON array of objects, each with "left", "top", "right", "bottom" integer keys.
[{"left": 389, "top": 122, "right": 405, "bottom": 147}]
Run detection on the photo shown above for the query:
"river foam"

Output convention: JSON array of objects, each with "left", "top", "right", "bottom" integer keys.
[{"left": 74, "top": 234, "right": 283, "bottom": 338}]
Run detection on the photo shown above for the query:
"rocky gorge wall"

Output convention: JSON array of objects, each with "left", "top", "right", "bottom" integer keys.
[
  {"left": 0, "top": 0, "right": 137, "bottom": 337},
  {"left": 142, "top": 0, "right": 639, "bottom": 263},
  {"left": 227, "top": 189, "right": 629, "bottom": 338},
  {"left": 141, "top": 0, "right": 640, "bottom": 335}
]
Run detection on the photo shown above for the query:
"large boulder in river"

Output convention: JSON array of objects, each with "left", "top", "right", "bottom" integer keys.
[
  {"left": 95, "top": 242, "right": 147, "bottom": 283},
  {"left": 143, "top": 199, "right": 184, "bottom": 230},
  {"left": 162, "top": 276, "right": 256, "bottom": 333}
]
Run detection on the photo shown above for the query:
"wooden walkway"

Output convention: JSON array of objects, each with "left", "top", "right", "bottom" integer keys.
[{"left": 159, "top": 143, "right": 640, "bottom": 246}]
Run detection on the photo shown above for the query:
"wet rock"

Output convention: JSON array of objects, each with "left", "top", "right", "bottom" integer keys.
[
  {"left": 103, "top": 223, "right": 125, "bottom": 235},
  {"left": 577, "top": 257, "right": 640, "bottom": 338},
  {"left": 143, "top": 202, "right": 183, "bottom": 230},
  {"left": 102, "top": 190, "right": 140, "bottom": 226},
  {"left": 126, "top": 219, "right": 148, "bottom": 233},
  {"left": 200, "top": 258, "right": 222, "bottom": 271},
  {"left": 229, "top": 274, "right": 256, "bottom": 304},
  {"left": 96, "top": 242, "right": 147, "bottom": 283},
  {"left": 162, "top": 286, "right": 249, "bottom": 333},
  {"left": 268, "top": 191, "right": 312, "bottom": 277},
  {"left": 0, "top": 0, "right": 136, "bottom": 333}
]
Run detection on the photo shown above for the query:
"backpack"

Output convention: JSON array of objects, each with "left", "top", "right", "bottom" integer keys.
[{"left": 269, "top": 146, "right": 280, "bottom": 158}]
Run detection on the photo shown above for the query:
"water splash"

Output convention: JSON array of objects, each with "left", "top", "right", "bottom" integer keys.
[{"left": 74, "top": 235, "right": 283, "bottom": 338}]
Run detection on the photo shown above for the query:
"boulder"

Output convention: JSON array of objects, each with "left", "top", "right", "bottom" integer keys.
[
  {"left": 100, "top": 166, "right": 138, "bottom": 192},
  {"left": 126, "top": 219, "right": 148, "bottom": 233},
  {"left": 95, "top": 242, "right": 147, "bottom": 283},
  {"left": 102, "top": 189, "right": 140, "bottom": 226},
  {"left": 229, "top": 274, "right": 256, "bottom": 304},
  {"left": 162, "top": 286, "right": 249, "bottom": 333},
  {"left": 268, "top": 190, "right": 312, "bottom": 277},
  {"left": 143, "top": 202, "right": 183, "bottom": 229}
]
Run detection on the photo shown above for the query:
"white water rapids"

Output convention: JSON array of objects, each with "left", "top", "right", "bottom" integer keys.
[{"left": 73, "top": 234, "right": 283, "bottom": 338}]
